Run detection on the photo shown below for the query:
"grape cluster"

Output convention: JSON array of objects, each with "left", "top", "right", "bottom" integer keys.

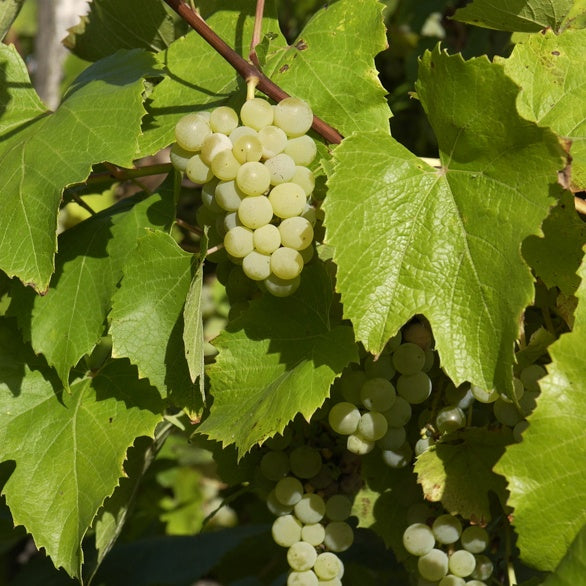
[
  {"left": 403, "top": 509, "right": 493, "bottom": 585},
  {"left": 171, "top": 96, "right": 318, "bottom": 297}
]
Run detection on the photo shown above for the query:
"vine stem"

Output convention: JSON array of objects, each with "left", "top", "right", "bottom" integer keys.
[
  {"left": 161, "top": 0, "right": 343, "bottom": 144},
  {"left": 249, "top": 0, "right": 264, "bottom": 70}
]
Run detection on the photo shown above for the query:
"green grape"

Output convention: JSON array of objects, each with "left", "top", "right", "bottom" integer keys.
[
  {"left": 201, "top": 179, "right": 222, "bottom": 212},
  {"left": 403, "top": 523, "right": 436, "bottom": 556},
  {"left": 513, "top": 420, "right": 529, "bottom": 442},
  {"left": 357, "top": 411, "right": 388, "bottom": 441},
  {"left": 346, "top": 433, "right": 375, "bottom": 455},
  {"left": 418, "top": 549, "right": 449, "bottom": 582},
  {"left": 360, "top": 377, "right": 396, "bottom": 412},
  {"left": 238, "top": 195, "right": 274, "bottom": 229},
  {"left": 323, "top": 521, "right": 354, "bottom": 552},
  {"left": 265, "top": 427, "right": 293, "bottom": 450},
  {"left": 170, "top": 143, "right": 197, "bottom": 172},
  {"left": 174, "top": 113, "right": 211, "bottom": 151},
  {"left": 328, "top": 401, "right": 361, "bottom": 435},
  {"left": 200, "top": 132, "right": 232, "bottom": 165},
  {"left": 275, "top": 476, "right": 304, "bottom": 506},
  {"left": 317, "top": 579, "right": 342, "bottom": 586},
  {"left": 232, "top": 134, "right": 263, "bottom": 163},
  {"left": 290, "top": 446, "right": 322, "bottom": 478},
  {"left": 500, "top": 377, "right": 524, "bottom": 403},
  {"left": 461, "top": 526, "right": 489, "bottom": 554},
  {"left": 229, "top": 125, "right": 257, "bottom": 142},
  {"left": 397, "top": 371, "right": 432, "bottom": 404},
  {"left": 392, "top": 342, "right": 426, "bottom": 374},
  {"left": 470, "top": 385, "right": 498, "bottom": 403},
  {"left": 224, "top": 226, "right": 254, "bottom": 258},
  {"left": 363, "top": 353, "right": 395, "bottom": 379},
  {"left": 240, "top": 97, "right": 274, "bottom": 130},
  {"left": 406, "top": 502, "right": 435, "bottom": 526},
  {"left": 470, "top": 555, "right": 493, "bottom": 581},
  {"left": 185, "top": 154, "right": 213, "bottom": 184},
  {"left": 432, "top": 514, "right": 462, "bottom": 545},
  {"left": 338, "top": 369, "right": 367, "bottom": 404},
  {"left": 215, "top": 179, "right": 245, "bottom": 211},
  {"left": 264, "top": 273, "right": 301, "bottom": 297},
  {"left": 520, "top": 364, "right": 546, "bottom": 392},
  {"left": 435, "top": 406, "right": 466, "bottom": 434},
  {"left": 254, "top": 224, "right": 281, "bottom": 254},
  {"left": 423, "top": 349, "right": 435, "bottom": 372},
  {"left": 377, "top": 426, "right": 406, "bottom": 451},
  {"left": 237, "top": 161, "right": 271, "bottom": 195},
  {"left": 300, "top": 244, "right": 314, "bottom": 264},
  {"left": 211, "top": 149, "right": 241, "bottom": 181},
  {"left": 301, "top": 523, "right": 326, "bottom": 546},
  {"left": 269, "top": 182, "right": 307, "bottom": 218},
  {"left": 287, "top": 570, "right": 319, "bottom": 586},
  {"left": 279, "top": 217, "right": 314, "bottom": 251},
  {"left": 314, "top": 552, "right": 343, "bottom": 580},
  {"left": 272, "top": 514, "right": 302, "bottom": 547},
  {"left": 493, "top": 398, "right": 523, "bottom": 427},
  {"left": 465, "top": 581, "right": 487, "bottom": 586},
  {"left": 267, "top": 489, "right": 294, "bottom": 516},
  {"left": 291, "top": 166, "right": 316, "bottom": 196},
  {"left": 242, "top": 251, "right": 271, "bottom": 281},
  {"left": 439, "top": 576, "right": 466, "bottom": 586},
  {"left": 222, "top": 211, "right": 241, "bottom": 233},
  {"left": 294, "top": 493, "right": 326, "bottom": 524},
  {"left": 258, "top": 125, "right": 288, "bottom": 158},
  {"left": 449, "top": 550, "right": 476, "bottom": 577},
  {"left": 274, "top": 97, "right": 314, "bottom": 137},
  {"left": 271, "top": 247, "right": 304, "bottom": 280},
  {"left": 285, "top": 135, "right": 317, "bottom": 166},
  {"left": 381, "top": 442, "right": 412, "bottom": 468},
  {"left": 265, "top": 153, "right": 297, "bottom": 185},
  {"left": 383, "top": 396, "right": 412, "bottom": 427},
  {"left": 287, "top": 541, "right": 318, "bottom": 571},
  {"left": 325, "top": 495, "right": 352, "bottom": 522},
  {"left": 210, "top": 105, "right": 238, "bottom": 134},
  {"left": 415, "top": 436, "right": 435, "bottom": 456},
  {"left": 260, "top": 450, "right": 290, "bottom": 481},
  {"left": 301, "top": 202, "right": 317, "bottom": 226}
]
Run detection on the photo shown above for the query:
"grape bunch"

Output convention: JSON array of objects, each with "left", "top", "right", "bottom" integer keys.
[{"left": 171, "top": 96, "right": 319, "bottom": 297}]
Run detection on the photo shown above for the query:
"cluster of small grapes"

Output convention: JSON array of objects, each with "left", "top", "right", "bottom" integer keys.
[
  {"left": 403, "top": 508, "right": 493, "bottom": 586},
  {"left": 171, "top": 96, "right": 318, "bottom": 297}
]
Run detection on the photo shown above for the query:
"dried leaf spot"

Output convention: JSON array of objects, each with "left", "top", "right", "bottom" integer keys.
[
  {"left": 279, "top": 64, "right": 289, "bottom": 73},
  {"left": 295, "top": 39, "right": 308, "bottom": 51},
  {"left": 551, "top": 50, "right": 560, "bottom": 56}
]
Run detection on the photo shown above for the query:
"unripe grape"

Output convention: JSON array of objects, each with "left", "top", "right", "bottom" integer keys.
[
  {"left": 287, "top": 542, "right": 317, "bottom": 572},
  {"left": 313, "top": 552, "right": 343, "bottom": 580},
  {"left": 254, "top": 224, "right": 282, "bottom": 254},
  {"left": 210, "top": 106, "right": 238, "bottom": 134},
  {"left": 274, "top": 97, "right": 314, "bottom": 137},
  {"left": 360, "top": 377, "right": 396, "bottom": 411},
  {"left": 328, "top": 402, "right": 360, "bottom": 435},
  {"left": 238, "top": 195, "right": 274, "bottom": 229},
  {"left": 175, "top": 113, "right": 211, "bottom": 151},
  {"left": 271, "top": 247, "right": 304, "bottom": 280},
  {"left": 215, "top": 180, "right": 245, "bottom": 211},
  {"left": 185, "top": 155, "right": 213, "bottom": 184},
  {"left": 200, "top": 132, "right": 232, "bottom": 165},
  {"left": 269, "top": 182, "right": 307, "bottom": 218},
  {"left": 264, "top": 273, "right": 301, "bottom": 297},
  {"left": 285, "top": 135, "right": 317, "bottom": 166},
  {"left": 449, "top": 550, "right": 476, "bottom": 577},
  {"left": 265, "top": 153, "right": 297, "bottom": 185},
  {"left": 301, "top": 523, "right": 326, "bottom": 546},
  {"left": 289, "top": 446, "right": 322, "bottom": 479},
  {"left": 461, "top": 526, "right": 489, "bottom": 554},
  {"left": 436, "top": 406, "right": 466, "bottom": 434},
  {"left": 170, "top": 143, "right": 197, "bottom": 172},
  {"left": 224, "top": 226, "right": 253, "bottom": 258},
  {"left": 294, "top": 493, "right": 326, "bottom": 524},
  {"left": 242, "top": 251, "right": 271, "bottom": 281},
  {"left": 279, "top": 217, "right": 314, "bottom": 251},
  {"left": 287, "top": 570, "right": 318, "bottom": 586},
  {"left": 272, "top": 514, "right": 302, "bottom": 547},
  {"left": 240, "top": 97, "right": 274, "bottom": 129},
  {"left": 325, "top": 495, "right": 352, "bottom": 522},
  {"left": 237, "top": 161, "right": 271, "bottom": 195},
  {"left": 381, "top": 442, "right": 412, "bottom": 468},
  {"left": 291, "top": 166, "right": 315, "bottom": 196},
  {"left": 211, "top": 149, "right": 241, "bottom": 181},
  {"left": 275, "top": 476, "right": 304, "bottom": 506},
  {"left": 383, "top": 396, "right": 412, "bottom": 427},
  {"left": 403, "top": 523, "right": 435, "bottom": 556},
  {"left": 232, "top": 134, "right": 263, "bottom": 163},
  {"left": 347, "top": 433, "right": 374, "bottom": 455},
  {"left": 323, "top": 521, "right": 354, "bottom": 552},
  {"left": 357, "top": 411, "right": 388, "bottom": 441},
  {"left": 432, "top": 515, "right": 462, "bottom": 545},
  {"left": 392, "top": 342, "right": 426, "bottom": 374},
  {"left": 258, "top": 125, "right": 288, "bottom": 158},
  {"left": 418, "top": 549, "right": 449, "bottom": 582}
]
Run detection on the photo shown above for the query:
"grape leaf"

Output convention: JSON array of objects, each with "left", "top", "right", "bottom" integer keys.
[
  {"left": 264, "top": 0, "right": 391, "bottom": 136},
  {"left": 64, "top": 0, "right": 177, "bottom": 62},
  {"left": 324, "top": 48, "right": 564, "bottom": 394},
  {"left": 561, "top": 0, "right": 586, "bottom": 30},
  {"left": 542, "top": 524, "right": 586, "bottom": 586},
  {"left": 0, "top": 318, "right": 164, "bottom": 578},
  {"left": 110, "top": 230, "right": 199, "bottom": 412},
  {"left": 8, "top": 190, "right": 175, "bottom": 390},
  {"left": 0, "top": 46, "right": 158, "bottom": 293},
  {"left": 414, "top": 428, "right": 511, "bottom": 523},
  {"left": 494, "top": 250, "right": 586, "bottom": 571},
  {"left": 0, "top": 0, "right": 25, "bottom": 42},
  {"left": 452, "top": 0, "right": 574, "bottom": 32},
  {"left": 197, "top": 262, "right": 358, "bottom": 455},
  {"left": 502, "top": 28, "right": 586, "bottom": 191}
]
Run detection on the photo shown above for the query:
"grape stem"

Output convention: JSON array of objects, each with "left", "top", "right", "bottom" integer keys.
[
  {"left": 161, "top": 0, "right": 343, "bottom": 145},
  {"left": 249, "top": 0, "right": 264, "bottom": 70}
]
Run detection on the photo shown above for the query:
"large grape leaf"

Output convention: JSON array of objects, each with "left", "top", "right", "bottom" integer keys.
[
  {"left": 64, "top": 0, "right": 177, "bottom": 62},
  {"left": 452, "top": 0, "right": 574, "bottom": 32},
  {"left": 110, "top": 230, "right": 200, "bottom": 412},
  {"left": 0, "top": 0, "right": 25, "bottom": 41},
  {"left": 0, "top": 318, "right": 165, "bottom": 578},
  {"left": 8, "top": 190, "right": 175, "bottom": 390},
  {"left": 494, "top": 250, "right": 586, "bottom": 571},
  {"left": 542, "top": 524, "right": 586, "bottom": 586},
  {"left": 263, "top": 0, "right": 391, "bottom": 137},
  {"left": 197, "top": 262, "right": 358, "bottom": 455},
  {"left": 502, "top": 28, "right": 586, "bottom": 191},
  {"left": 324, "top": 48, "right": 564, "bottom": 394},
  {"left": 0, "top": 46, "right": 157, "bottom": 293}
]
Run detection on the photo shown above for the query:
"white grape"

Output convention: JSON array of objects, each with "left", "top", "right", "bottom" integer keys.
[
  {"left": 201, "top": 179, "right": 222, "bottom": 212},
  {"left": 272, "top": 514, "right": 302, "bottom": 547},
  {"left": 294, "top": 493, "right": 326, "bottom": 524},
  {"left": 253, "top": 224, "right": 281, "bottom": 254},
  {"left": 211, "top": 149, "right": 241, "bottom": 181},
  {"left": 338, "top": 370, "right": 367, "bottom": 404},
  {"left": 407, "top": 503, "right": 435, "bottom": 526},
  {"left": 325, "top": 495, "right": 352, "bottom": 522},
  {"left": 170, "top": 143, "right": 197, "bottom": 172},
  {"left": 403, "top": 523, "right": 436, "bottom": 556},
  {"left": 493, "top": 398, "right": 523, "bottom": 427},
  {"left": 461, "top": 526, "right": 489, "bottom": 554},
  {"left": 289, "top": 446, "right": 322, "bottom": 479},
  {"left": 238, "top": 195, "right": 273, "bottom": 229},
  {"left": 271, "top": 247, "right": 304, "bottom": 280},
  {"left": 269, "top": 182, "right": 307, "bottom": 218},
  {"left": 377, "top": 426, "right": 407, "bottom": 451},
  {"left": 175, "top": 113, "right": 211, "bottom": 151},
  {"left": 232, "top": 134, "right": 263, "bottom": 163},
  {"left": 392, "top": 342, "right": 426, "bottom": 374},
  {"left": 317, "top": 579, "right": 342, "bottom": 586},
  {"left": 432, "top": 515, "right": 462, "bottom": 545},
  {"left": 300, "top": 245, "right": 314, "bottom": 264},
  {"left": 240, "top": 97, "right": 274, "bottom": 130},
  {"left": 215, "top": 180, "right": 245, "bottom": 211},
  {"left": 381, "top": 442, "right": 412, "bottom": 468},
  {"left": 301, "top": 202, "right": 317, "bottom": 226},
  {"left": 279, "top": 217, "right": 314, "bottom": 251},
  {"left": 520, "top": 364, "right": 546, "bottom": 392},
  {"left": 285, "top": 135, "right": 317, "bottom": 166},
  {"left": 200, "top": 132, "right": 233, "bottom": 165},
  {"left": 209, "top": 106, "right": 238, "bottom": 134},
  {"left": 229, "top": 125, "right": 257, "bottom": 142},
  {"left": 287, "top": 570, "right": 318, "bottom": 586},
  {"left": 274, "top": 97, "right": 314, "bottom": 137},
  {"left": 185, "top": 154, "right": 213, "bottom": 184},
  {"left": 465, "top": 581, "right": 487, "bottom": 586},
  {"left": 436, "top": 406, "right": 466, "bottom": 434},
  {"left": 470, "top": 385, "right": 498, "bottom": 403},
  {"left": 397, "top": 372, "right": 432, "bottom": 404},
  {"left": 346, "top": 433, "right": 375, "bottom": 455},
  {"left": 267, "top": 489, "right": 294, "bottom": 516},
  {"left": 328, "top": 402, "right": 360, "bottom": 435},
  {"left": 449, "top": 550, "right": 476, "bottom": 577},
  {"left": 470, "top": 555, "right": 493, "bottom": 581},
  {"left": 258, "top": 125, "right": 288, "bottom": 158},
  {"left": 513, "top": 420, "right": 529, "bottom": 442},
  {"left": 364, "top": 354, "right": 395, "bottom": 380},
  {"left": 287, "top": 541, "right": 318, "bottom": 572},
  {"left": 314, "top": 552, "right": 343, "bottom": 580},
  {"left": 260, "top": 450, "right": 290, "bottom": 481},
  {"left": 439, "top": 576, "right": 466, "bottom": 586},
  {"left": 275, "top": 476, "right": 304, "bottom": 506},
  {"left": 291, "top": 166, "right": 315, "bottom": 196},
  {"left": 499, "top": 377, "right": 524, "bottom": 404},
  {"left": 414, "top": 436, "right": 434, "bottom": 456},
  {"left": 265, "top": 153, "right": 297, "bottom": 185},
  {"left": 224, "top": 226, "right": 254, "bottom": 258},
  {"left": 323, "top": 521, "right": 354, "bottom": 552},
  {"left": 242, "top": 251, "right": 271, "bottom": 281},
  {"left": 418, "top": 548, "right": 449, "bottom": 582},
  {"left": 383, "top": 396, "right": 412, "bottom": 427},
  {"left": 264, "top": 273, "right": 301, "bottom": 297},
  {"left": 301, "top": 523, "right": 326, "bottom": 546},
  {"left": 237, "top": 161, "right": 271, "bottom": 195},
  {"left": 222, "top": 211, "right": 241, "bottom": 233},
  {"left": 357, "top": 411, "right": 388, "bottom": 441},
  {"left": 360, "top": 377, "right": 396, "bottom": 412}
]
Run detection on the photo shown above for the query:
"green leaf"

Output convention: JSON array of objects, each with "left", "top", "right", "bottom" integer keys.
[
  {"left": 0, "top": 0, "right": 25, "bottom": 41},
  {"left": 324, "top": 48, "right": 564, "bottom": 394},
  {"left": 415, "top": 428, "right": 511, "bottom": 523},
  {"left": 197, "top": 262, "right": 358, "bottom": 455},
  {"left": 0, "top": 47, "right": 158, "bottom": 292},
  {"left": 561, "top": 0, "right": 586, "bottom": 30},
  {"left": 64, "top": 0, "right": 177, "bottom": 62},
  {"left": 0, "top": 318, "right": 164, "bottom": 578},
  {"left": 452, "top": 0, "right": 574, "bottom": 32},
  {"left": 523, "top": 190, "right": 586, "bottom": 295},
  {"left": 542, "top": 524, "right": 586, "bottom": 586},
  {"left": 494, "top": 250, "right": 586, "bottom": 571},
  {"left": 502, "top": 28, "right": 586, "bottom": 191},
  {"left": 264, "top": 0, "right": 391, "bottom": 136},
  {"left": 9, "top": 190, "right": 175, "bottom": 390},
  {"left": 110, "top": 230, "right": 199, "bottom": 411}
]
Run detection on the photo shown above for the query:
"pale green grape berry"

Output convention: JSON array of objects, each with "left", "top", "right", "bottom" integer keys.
[
  {"left": 294, "top": 493, "right": 326, "bottom": 524},
  {"left": 300, "top": 245, "right": 314, "bottom": 264},
  {"left": 237, "top": 161, "right": 271, "bottom": 195},
  {"left": 470, "top": 385, "right": 498, "bottom": 403},
  {"left": 397, "top": 372, "right": 432, "bottom": 404},
  {"left": 432, "top": 515, "right": 462, "bottom": 545},
  {"left": 436, "top": 406, "right": 466, "bottom": 434},
  {"left": 439, "top": 576, "right": 466, "bottom": 586},
  {"left": 403, "top": 523, "right": 436, "bottom": 556},
  {"left": 338, "top": 369, "right": 367, "bottom": 404},
  {"left": 346, "top": 433, "right": 375, "bottom": 455},
  {"left": 314, "top": 552, "right": 343, "bottom": 580},
  {"left": 500, "top": 377, "right": 524, "bottom": 403},
  {"left": 222, "top": 211, "right": 241, "bottom": 233},
  {"left": 513, "top": 420, "right": 529, "bottom": 442},
  {"left": 275, "top": 476, "right": 304, "bottom": 506},
  {"left": 317, "top": 579, "right": 342, "bottom": 586},
  {"left": 211, "top": 149, "right": 241, "bottom": 181},
  {"left": 272, "top": 514, "right": 302, "bottom": 547},
  {"left": 224, "top": 226, "right": 253, "bottom": 258},
  {"left": 185, "top": 154, "right": 214, "bottom": 184},
  {"left": 232, "top": 134, "right": 263, "bottom": 163},
  {"left": 271, "top": 247, "right": 304, "bottom": 280},
  {"left": 201, "top": 179, "right": 222, "bottom": 212},
  {"left": 301, "top": 202, "right": 317, "bottom": 226},
  {"left": 240, "top": 97, "right": 274, "bottom": 130},
  {"left": 195, "top": 205, "right": 217, "bottom": 228},
  {"left": 269, "top": 182, "right": 307, "bottom": 218},
  {"left": 301, "top": 523, "right": 326, "bottom": 546},
  {"left": 406, "top": 502, "right": 435, "bottom": 526},
  {"left": 200, "top": 132, "right": 233, "bottom": 165},
  {"left": 287, "top": 570, "right": 318, "bottom": 586},
  {"left": 520, "top": 364, "right": 546, "bottom": 393},
  {"left": 210, "top": 106, "right": 238, "bottom": 134},
  {"left": 381, "top": 442, "right": 412, "bottom": 468},
  {"left": 287, "top": 541, "right": 318, "bottom": 572},
  {"left": 253, "top": 224, "right": 281, "bottom": 254},
  {"left": 289, "top": 445, "right": 322, "bottom": 479},
  {"left": 328, "top": 402, "right": 360, "bottom": 435},
  {"left": 267, "top": 489, "right": 294, "bottom": 516},
  {"left": 325, "top": 495, "right": 352, "bottom": 522},
  {"left": 175, "top": 113, "right": 211, "bottom": 151},
  {"left": 264, "top": 273, "right": 301, "bottom": 297},
  {"left": 291, "top": 166, "right": 315, "bottom": 196},
  {"left": 229, "top": 125, "right": 257, "bottom": 142},
  {"left": 274, "top": 97, "right": 314, "bottom": 137},
  {"left": 279, "top": 217, "right": 314, "bottom": 251},
  {"left": 238, "top": 195, "right": 274, "bottom": 229},
  {"left": 418, "top": 549, "right": 449, "bottom": 582},
  {"left": 493, "top": 398, "right": 523, "bottom": 427},
  {"left": 170, "top": 143, "right": 197, "bottom": 172},
  {"left": 258, "top": 125, "right": 288, "bottom": 158},
  {"left": 415, "top": 436, "right": 435, "bottom": 456},
  {"left": 323, "top": 521, "right": 354, "bottom": 552},
  {"left": 284, "top": 135, "right": 317, "bottom": 166},
  {"left": 360, "top": 377, "right": 396, "bottom": 412},
  {"left": 471, "top": 555, "right": 493, "bottom": 581},
  {"left": 364, "top": 354, "right": 395, "bottom": 380},
  {"left": 392, "top": 342, "right": 426, "bottom": 374},
  {"left": 449, "top": 550, "right": 476, "bottom": 577},
  {"left": 461, "top": 526, "right": 489, "bottom": 554},
  {"left": 242, "top": 251, "right": 271, "bottom": 281},
  {"left": 260, "top": 450, "right": 290, "bottom": 481},
  {"left": 377, "top": 425, "right": 407, "bottom": 451},
  {"left": 215, "top": 180, "right": 245, "bottom": 212},
  {"left": 465, "top": 581, "right": 487, "bottom": 586},
  {"left": 357, "top": 411, "right": 388, "bottom": 441},
  {"left": 383, "top": 396, "right": 412, "bottom": 427},
  {"left": 265, "top": 153, "right": 297, "bottom": 185}
]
